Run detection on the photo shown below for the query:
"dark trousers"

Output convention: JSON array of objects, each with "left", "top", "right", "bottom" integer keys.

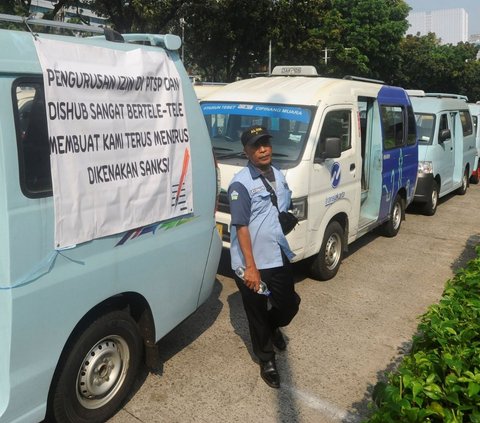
[{"left": 234, "top": 254, "right": 300, "bottom": 362}]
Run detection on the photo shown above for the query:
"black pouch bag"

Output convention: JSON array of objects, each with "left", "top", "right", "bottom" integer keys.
[
  {"left": 259, "top": 175, "right": 298, "bottom": 235},
  {"left": 278, "top": 211, "right": 298, "bottom": 235}
]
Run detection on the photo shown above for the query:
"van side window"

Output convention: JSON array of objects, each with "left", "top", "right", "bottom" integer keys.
[
  {"left": 438, "top": 114, "right": 451, "bottom": 142},
  {"left": 315, "top": 109, "right": 351, "bottom": 159},
  {"left": 14, "top": 81, "right": 52, "bottom": 197},
  {"left": 380, "top": 105, "right": 405, "bottom": 150},
  {"left": 459, "top": 110, "right": 473, "bottom": 136},
  {"left": 406, "top": 106, "right": 417, "bottom": 146}
]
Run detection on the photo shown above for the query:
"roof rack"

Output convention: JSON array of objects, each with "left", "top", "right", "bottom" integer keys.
[
  {"left": 0, "top": 13, "right": 104, "bottom": 34},
  {"left": 0, "top": 14, "right": 182, "bottom": 50},
  {"left": 424, "top": 92, "right": 469, "bottom": 101},
  {"left": 343, "top": 75, "right": 384, "bottom": 84}
]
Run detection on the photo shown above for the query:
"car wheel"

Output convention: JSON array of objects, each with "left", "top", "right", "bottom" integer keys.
[
  {"left": 48, "top": 310, "right": 143, "bottom": 423},
  {"left": 382, "top": 195, "right": 404, "bottom": 237},
  {"left": 423, "top": 180, "right": 438, "bottom": 216},
  {"left": 457, "top": 169, "right": 469, "bottom": 195},
  {"left": 310, "top": 221, "right": 344, "bottom": 281},
  {"left": 470, "top": 168, "right": 479, "bottom": 185}
]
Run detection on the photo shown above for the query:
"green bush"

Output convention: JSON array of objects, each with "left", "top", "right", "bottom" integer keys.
[{"left": 365, "top": 246, "right": 480, "bottom": 423}]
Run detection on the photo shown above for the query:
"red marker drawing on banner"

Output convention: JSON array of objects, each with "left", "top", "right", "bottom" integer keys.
[{"left": 175, "top": 148, "right": 190, "bottom": 207}]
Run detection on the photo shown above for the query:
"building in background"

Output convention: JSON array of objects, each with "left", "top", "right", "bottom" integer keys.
[{"left": 407, "top": 8, "right": 468, "bottom": 45}]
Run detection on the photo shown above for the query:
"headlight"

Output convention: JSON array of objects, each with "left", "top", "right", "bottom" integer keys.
[
  {"left": 291, "top": 197, "right": 307, "bottom": 220},
  {"left": 418, "top": 161, "right": 433, "bottom": 174}
]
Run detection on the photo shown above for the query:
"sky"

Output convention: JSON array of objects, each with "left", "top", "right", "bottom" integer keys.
[{"left": 407, "top": 0, "right": 480, "bottom": 35}]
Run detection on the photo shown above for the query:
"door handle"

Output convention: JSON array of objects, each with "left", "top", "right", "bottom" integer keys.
[{"left": 350, "top": 163, "right": 355, "bottom": 171}]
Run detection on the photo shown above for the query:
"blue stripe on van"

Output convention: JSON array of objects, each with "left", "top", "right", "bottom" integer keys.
[{"left": 201, "top": 103, "right": 311, "bottom": 123}]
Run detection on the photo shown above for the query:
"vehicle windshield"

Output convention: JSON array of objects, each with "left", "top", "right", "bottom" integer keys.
[
  {"left": 415, "top": 113, "right": 435, "bottom": 145},
  {"left": 201, "top": 102, "right": 315, "bottom": 169}
]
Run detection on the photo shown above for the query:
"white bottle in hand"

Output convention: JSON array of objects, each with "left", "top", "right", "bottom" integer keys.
[{"left": 235, "top": 266, "right": 271, "bottom": 296}]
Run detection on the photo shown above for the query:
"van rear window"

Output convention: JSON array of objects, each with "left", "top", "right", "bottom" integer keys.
[{"left": 13, "top": 79, "right": 52, "bottom": 198}]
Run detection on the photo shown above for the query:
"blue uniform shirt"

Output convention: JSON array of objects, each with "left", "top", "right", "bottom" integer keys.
[{"left": 229, "top": 162, "right": 295, "bottom": 271}]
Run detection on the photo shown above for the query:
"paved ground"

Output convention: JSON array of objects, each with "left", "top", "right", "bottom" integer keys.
[{"left": 109, "top": 184, "right": 480, "bottom": 423}]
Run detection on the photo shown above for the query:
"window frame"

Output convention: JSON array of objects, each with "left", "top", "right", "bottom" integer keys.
[
  {"left": 380, "top": 104, "right": 407, "bottom": 151},
  {"left": 13, "top": 77, "right": 53, "bottom": 199},
  {"left": 315, "top": 108, "right": 352, "bottom": 160}
]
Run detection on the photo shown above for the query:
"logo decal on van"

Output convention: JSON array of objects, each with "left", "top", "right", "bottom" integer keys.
[{"left": 331, "top": 162, "right": 341, "bottom": 188}]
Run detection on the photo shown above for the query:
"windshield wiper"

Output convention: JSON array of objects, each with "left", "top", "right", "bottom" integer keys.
[{"left": 216, "top": 151, "right": 246, "bottom": 160}]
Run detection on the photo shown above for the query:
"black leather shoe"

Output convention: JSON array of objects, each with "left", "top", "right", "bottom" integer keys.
[
  {"left": 260, "top": 359, "right": 280, "bottom": 389},
  {"left": 272, "top": 328, "right": 286, "bottom": 351}
]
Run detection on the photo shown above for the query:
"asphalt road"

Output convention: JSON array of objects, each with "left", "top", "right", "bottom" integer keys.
[{"left": 109, "top": 184, "right": 480, "bottom": 423}]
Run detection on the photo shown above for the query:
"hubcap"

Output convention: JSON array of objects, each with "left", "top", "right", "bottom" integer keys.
[
  {"left": 325, "top": 233, "right": 341, "bottom": 270},
  {"left": 431, "top": 188, "right": 438, "bottom": 210},
  {"left": 392, "top": 202, "right": 401, "bottom": 230},
  {"left": 77, "top": 335, "right": 130, "bottom": 409}
]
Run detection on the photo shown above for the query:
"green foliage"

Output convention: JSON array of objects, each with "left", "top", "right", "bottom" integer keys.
[
  {"left": 328, "top": 0, "right": 410, "bottom": 80},
  {"left": 365, "top": 247, "right": 480, "bottom": 423},
  {"left": 0, "top": 0, "right": 30, "bottom": 16},
  {"left": 2, "top": 0, "right": 480, "bottom": 98},
  {"left": 182, "top": 0, "right": 273, "bottom": 81},
  {"left": 393, "top": 34, "right": 480, "bottom": 101}
]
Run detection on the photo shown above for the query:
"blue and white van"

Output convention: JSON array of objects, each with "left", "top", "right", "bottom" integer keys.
[
  {"left": 468, "top": 102, "right": 480, "bottom": 184},
  {"left": 408, "top": 91, "right": 477, "bottom": 215},
  {"left": 0, "top": 15, "right": 221, "bottom": 423},
  {"left": 201, "top": 66, "right": 418, "bottom": 280}
]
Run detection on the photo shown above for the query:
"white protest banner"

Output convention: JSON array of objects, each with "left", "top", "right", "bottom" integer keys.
[{"left": 34, "top": 37, "right": 193, "bottom": 248}]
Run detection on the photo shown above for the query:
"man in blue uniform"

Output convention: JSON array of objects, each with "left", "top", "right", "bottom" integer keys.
[{"left": 229, "top": 125, "right": 300, "bottom": 389}]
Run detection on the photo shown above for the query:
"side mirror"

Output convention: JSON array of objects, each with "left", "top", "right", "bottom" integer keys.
[
  {"left": 323, "top": 137, "right": 342, "bottom": 159},
  {"left": 438, "top": 128, "right": 451, "bottom": 143}
]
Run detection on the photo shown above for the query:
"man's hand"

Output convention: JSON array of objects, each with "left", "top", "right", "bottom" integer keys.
[
  {"left": 236, "top": 225, "right": 261, "bottom": 292},
  {"left": 243, "top": 266, "right": 261, "bottom": 293}
]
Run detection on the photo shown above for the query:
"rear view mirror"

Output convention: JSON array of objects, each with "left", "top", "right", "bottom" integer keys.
[{"left": 438, "top": 128, "right": 451, "bottom": 143}]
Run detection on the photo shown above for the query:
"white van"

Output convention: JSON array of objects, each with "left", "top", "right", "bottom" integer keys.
[
  {"left": 408, "top": 91, "right": 477, "bottom": 215},
  {"left": 193, "top": 82, "right": 227, "bottom": 100},
  {"left": 0, "top": 15, "right": 221, "bottom": 423},
  {"left": 201, "top": 66, "right": 418, "bottom": 280}
]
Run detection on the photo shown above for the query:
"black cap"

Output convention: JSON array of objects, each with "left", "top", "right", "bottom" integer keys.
[{"left": 241, "top": 125, "right": 272, "bottom": 147}]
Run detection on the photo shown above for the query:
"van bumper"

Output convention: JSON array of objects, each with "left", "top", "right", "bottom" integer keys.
[{"left": 414, "top": 173, "right": 434, "bottom": 202}]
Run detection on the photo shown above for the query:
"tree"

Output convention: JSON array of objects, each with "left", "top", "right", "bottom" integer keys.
[
  {"left": 270, "top": 0, "right": 332, "bottom": 72},
  {"left": 0, "top": 0, "right": 30, "bottom": 19},
  {"left": 181, "top": 0, "right": 273, "bottom": 81},
  {"left": 393, "top": 34, "right": 480, "bottom": 101},
  {"left": 327, "top": 0, "right": 410, "bottom": 80}
]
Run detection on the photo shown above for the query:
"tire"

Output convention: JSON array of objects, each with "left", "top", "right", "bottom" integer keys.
[
  {"left": 48, "top": 310, "right": 143, "bottom": 423},
  {"left": 310, "top": 221, "right": 344, "bottom": 281},
  {"left": 470, "top": 165, "right": 480, "bottom": 185},
  {"left": 457, "top": 168, "right": 469, "bottom": 195},
  {"left": 422, "top": 180, "right": 438, "bottom": 216},
  {"left": 382, "top": 195, "right": 403, "bottom": 237}
]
